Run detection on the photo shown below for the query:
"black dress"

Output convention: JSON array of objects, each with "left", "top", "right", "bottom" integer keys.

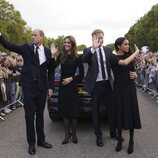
[
  {"left": 110, "top": 54, "right": 141, "bottom": 130},
  {"left": 55, "top": 54, "right": 84, "bottom": 117}
]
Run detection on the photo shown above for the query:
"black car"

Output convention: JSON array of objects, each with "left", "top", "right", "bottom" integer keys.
[{"left": 47, "top": 64, "right": 107, "bottom": 121}]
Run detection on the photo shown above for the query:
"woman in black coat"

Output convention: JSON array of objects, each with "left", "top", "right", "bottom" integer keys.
[
  {"left": 110, "top": 37, "right": 141, "bottom": 154},
  {"left": 51, "top": 36, "right": 84, "bottom": 144}
]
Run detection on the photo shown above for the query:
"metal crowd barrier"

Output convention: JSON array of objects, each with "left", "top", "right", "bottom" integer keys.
[
  {"left": 0, "top": 77, "right": 23, "bottom": 121},
  {"left": 0, "top": 99, "right": 23, "bottom": 111},
  {"left": 136, "top": 81, "right": 158, "bottom": 102}
]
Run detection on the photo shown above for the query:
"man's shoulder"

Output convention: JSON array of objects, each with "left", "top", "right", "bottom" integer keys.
[
  {"left": 83, "top": 47, "right": 91, "bottom": 52},
  {"left": 103, "top": 46, "right": 113, "bottom": 53},
  {"left": 43, "top": 46, "right": 50, "bottom": 51},
  {"left": 103, "top": 45, "right": 112, "bottom": 50},
  {"left": 43, "top": 46, "right": 51, "bottom": 57}
]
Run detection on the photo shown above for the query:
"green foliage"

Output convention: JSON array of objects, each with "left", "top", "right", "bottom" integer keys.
[
  {"left": 125, "top": 4, "right": 158, "bottom": 52},
  {"left": 77, "top": 44, "right": 87, "bottom": 52},
  {"left": 54, "top": 35, "right": 65, "bottom": 53},
  {"left": 45, "top": 36, "right": 87, "bottom": 54},
  {"left": 45, "top": 35, "right": 65, "bottom": 53},
  {"left": 0, "top": 0, "right": 32, "bottom": 52},
  {"left": 2, "top": 0, "right": 157, "bottom": 53},
  {"left": 106, "top": 43, "right": 115, "bottom": 50}
]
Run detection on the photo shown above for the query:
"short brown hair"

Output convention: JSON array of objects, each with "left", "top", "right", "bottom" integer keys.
[
  {"left": 33, "top": 29, "right": 45, "bottom": 37},
  {"left": 39, "top": 30, "right": 44, "bottom": 37},
  {"left": 91, "top": 29, "right": 104, "bottom": 36}
]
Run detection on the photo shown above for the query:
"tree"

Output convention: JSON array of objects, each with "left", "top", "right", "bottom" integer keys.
[
  {"left": 0, "top": 0, "right": 32, "bottom": 52},
  {"left": 106, "top": 43, "right": 115, "bottom": 51},
  {"left": 77, "top": 44, "right": 87, "bottom": 52},
  {"left": 125, "top": 4, "right": 158, "bottom": 52}
]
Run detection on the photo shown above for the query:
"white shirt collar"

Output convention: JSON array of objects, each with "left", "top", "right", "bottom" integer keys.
[
  {"left": 34, "top": 45, "right": 44, "bottom": 50},
  {"left": 96, "top": 46, "right": 103, "bottom": 52}
]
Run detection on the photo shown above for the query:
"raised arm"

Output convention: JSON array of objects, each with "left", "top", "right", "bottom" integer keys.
[
  {"left": 50, "top": 42, "right": 61, "bottom": 68},
  {"left": 118, "top": 44, "right": 139, "bottom": 66},
  {"left": 0, "top": 33, "right": 23, "bottom": 54},
  {"left": 82, "top": 34, "right": 102, "bottom": 63}
]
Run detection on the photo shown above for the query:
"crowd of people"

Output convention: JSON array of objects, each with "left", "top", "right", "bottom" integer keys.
[
  {"left": 1, "top": 28, "right": 157, "bottom": 155},
  {"left": 135, "top": 51, "right": 158, "bottom": 96},
  {"left": 0, "top": 51, "right": 23, "bottom": 120}
]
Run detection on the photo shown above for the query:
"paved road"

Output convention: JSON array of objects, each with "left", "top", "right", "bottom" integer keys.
[{"left": 0, "top": 90, "right": 158, "bottom": 158}]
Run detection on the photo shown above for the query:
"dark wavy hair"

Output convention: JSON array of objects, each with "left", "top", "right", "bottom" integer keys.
[
  {"left": 114, "top": 37, "right": 127, "bottom": 51},
  {"left": 115, "top": 37, "right": 133, "bottom": 57},
  {"left": 60, "top": 35, "right": 78, "bottom": 64}
]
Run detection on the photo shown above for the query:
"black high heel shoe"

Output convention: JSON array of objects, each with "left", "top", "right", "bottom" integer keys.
[
  {"left": 115, "top": 140, "right": 123, "bottom": 152},
  {"left": 72, "top": 133, "right": 78, "bottom": 144},
  {"left": 62, "top": 133, "right": 71, "bottom": 144},
  {"left": 127, "top": 141, "right": 134, "bottom": 154}
]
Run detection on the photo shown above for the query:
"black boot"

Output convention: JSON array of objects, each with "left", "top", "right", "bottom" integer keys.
[
  {"left": 127, "top": 140, "right": 134, "bottom": 154},
  {"left": 71, "top": 118, "right": 78, "bottom": 144},
  {"left": 62, "top": 117, "right": 71, "bottom": 145},
  {"left": 127, "top": 129, "right": 134, "bottom": 154},
  {"left": 62, "top": 133, "right": 71, "bottom": 144},
  {"left": 116, "top": 140, "right": 122, "bottom": 152},
  {"left": 72, "top": 132, "right": 78, "bottom": 144},
  {"left": 115, "top": 129, "right": 123, "bottom": 152}
]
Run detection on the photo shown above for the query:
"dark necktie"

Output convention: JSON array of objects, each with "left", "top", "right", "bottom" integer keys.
[
  {"left": 99, "top": 48, "right": 106, "bottom": 80},
  {"left": 35, "top": 46, "right": 40, "bottom": 65}
]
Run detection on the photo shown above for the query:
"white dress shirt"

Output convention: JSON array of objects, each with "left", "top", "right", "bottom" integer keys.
[
  {"left": 91, "top": 46, "right": 109, "bottom": 81},
  {"left": 34, "top": 45, "right": 46, "bottom": 65}
]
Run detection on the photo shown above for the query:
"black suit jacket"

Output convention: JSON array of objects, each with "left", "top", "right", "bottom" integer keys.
[
  {"left": 0, "top": 35, "right": 53, "bottom": 92},
  {"left": 82, "top": 46, "right": 113, "bottom": 93}
]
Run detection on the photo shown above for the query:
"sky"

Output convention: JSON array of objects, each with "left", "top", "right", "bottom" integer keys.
[{"left": 7, "top": 0, "right": 158, "bottom": 46}]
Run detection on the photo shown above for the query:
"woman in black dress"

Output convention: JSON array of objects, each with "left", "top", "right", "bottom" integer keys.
[
  {"left": 51, "top": 36, "right": 84, "bottom": 144},
  {"left": 110, "top": 37, "right": 141, "bottom": 154}
]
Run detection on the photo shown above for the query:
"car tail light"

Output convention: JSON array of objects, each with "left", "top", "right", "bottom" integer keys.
[{"left": 54, "top": 80, "right": 59, "bottom": 85}]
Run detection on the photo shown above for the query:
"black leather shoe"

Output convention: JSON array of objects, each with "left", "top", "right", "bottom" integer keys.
[
  {"left": 37, "top": 141, "right": 52, "bottom": 148},
  {"left": 127, "top": 141, "right": 134, "bottom": 154},
  {"left": 28, "top": 145, "right": 36, "bottom": 155},
  {"left": 96, "top": 137, "right": 104, "bottom": 147}
]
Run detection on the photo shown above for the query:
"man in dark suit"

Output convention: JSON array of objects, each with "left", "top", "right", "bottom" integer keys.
[
  {"left": 82, "top": 29, "right": 116, "bottom": 147},
  {"left": 0, "top": 29, "right": 53, "bottom": 155}
]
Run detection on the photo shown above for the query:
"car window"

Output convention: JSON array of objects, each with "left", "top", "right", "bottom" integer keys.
[{"left": 54, "top": 65, "right": 61, "bottom": 80}]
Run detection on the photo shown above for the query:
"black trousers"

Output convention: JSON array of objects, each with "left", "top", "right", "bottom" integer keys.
[
  {"left": 91, "top": 80, "right": 114, "bottom": 138},
  {"left": 23, "top": 83, "right": 47, "bottom": 146}
]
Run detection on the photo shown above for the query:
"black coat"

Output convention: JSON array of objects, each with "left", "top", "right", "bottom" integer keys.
[
  {"left": 82, "top": 46, "right": 113, "bottom": 93},
  {"left": 0, "top": 35, "right": 53, "bottom": 92}
]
